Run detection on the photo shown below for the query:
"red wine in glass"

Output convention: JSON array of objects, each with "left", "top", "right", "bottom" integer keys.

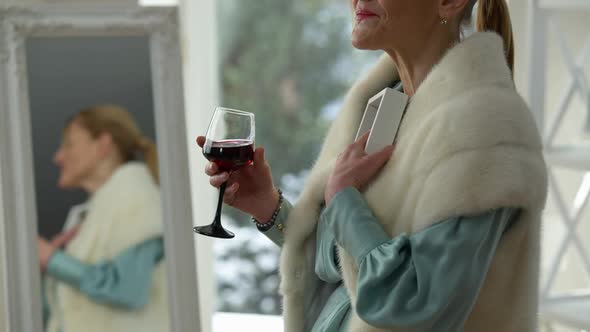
[
  {"left": 202, "top": 139, "right": 254, "bottom": 172},
  {"left": 194, "top": 107, "right": 255, "bottom": 239}
]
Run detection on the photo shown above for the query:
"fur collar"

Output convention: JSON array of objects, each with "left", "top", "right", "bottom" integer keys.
[{"left": 66, "top": 162, "right": 162, "bottom": 260}]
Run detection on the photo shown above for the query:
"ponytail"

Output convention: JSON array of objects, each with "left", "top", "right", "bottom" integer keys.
[
  {"left": 476, "top": 0, "right": 514, "bottom": 75},
  {"left": 137, "top": 136, "right": 160, "bottom": 185}
]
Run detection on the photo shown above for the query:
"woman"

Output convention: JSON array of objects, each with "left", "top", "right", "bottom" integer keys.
[
  {"left": 200, "top": 0, "right": 547, "bottom": 331},
  {"left": 38, "top": 105, "right": 169, "bottom": 332}
]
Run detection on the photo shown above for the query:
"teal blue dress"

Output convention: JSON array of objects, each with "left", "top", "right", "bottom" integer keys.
[{"left": 262, "top": 187, "right": 519, "bottom": 332}]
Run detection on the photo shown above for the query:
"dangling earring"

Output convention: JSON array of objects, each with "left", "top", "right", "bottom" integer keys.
[{"left": 440, "top": 17, "right": 448, "bottom": 25}]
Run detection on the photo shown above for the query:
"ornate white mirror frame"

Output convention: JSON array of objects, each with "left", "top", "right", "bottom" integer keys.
[{"left": 0, "top": 4, "right": 202, "bottom": 332}]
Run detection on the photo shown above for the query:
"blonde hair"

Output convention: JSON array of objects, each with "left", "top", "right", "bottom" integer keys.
[
  {"left": 68, "top": 104, "right": 159, "bottom": 184},
  {"left": 464, "top": 0, "right": 514, "bottom": 74}
]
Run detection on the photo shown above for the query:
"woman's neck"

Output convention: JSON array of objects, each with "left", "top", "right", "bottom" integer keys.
[
  {"left": 385, "top": 29, "right": 459, "bottom": 96},
  {"left": 82, "top": 159, "right": 123, "bottom": 194}
]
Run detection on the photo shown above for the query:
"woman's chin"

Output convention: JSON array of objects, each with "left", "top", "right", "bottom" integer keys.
[
  {"left": 57, "top": 177, "right": 75, "bottom": 189},
  {"left": 351, "top": 32, "right": 378, "bottom": 50},
  {"left": 351, "top": 38, "right": 376, "bottom": 50}
]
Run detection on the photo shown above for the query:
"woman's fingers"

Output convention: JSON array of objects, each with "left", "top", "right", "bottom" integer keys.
[
  {"left": 205, "top": 162, "right": 218, "bottom": 176},
  {"left": 360, "top": 144, "right": 395, "bottom": 175},
  {"left": 209, "top": 172, "right": 229, "bottom": 187},
  {"left": 355, "top": 131, "right": 370, "bottom": 148},
  {"left": 253, "top": 146, "right": 265, "bottom": 165},
  {"left": 196, "top": 136, "right": 206, "bottom": 148},
  {"left": 52, "top": 226, "right": 79, "bottom": 248},
  {"left": 373, "top": 144, "right": 395, "bottom": 161},
  {"left": 342, "top": 132, "right": 369, "bottom": 159},
  {"left": 223, "top": 183, "right": 239, "bottom": 204}
]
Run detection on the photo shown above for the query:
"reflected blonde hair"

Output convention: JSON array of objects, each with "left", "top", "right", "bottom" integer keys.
[{"left": 67, "top": 104, "right": 159, "bottom": 184}]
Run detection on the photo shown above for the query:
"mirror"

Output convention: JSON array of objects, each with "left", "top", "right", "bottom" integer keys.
[
  {"left": 0, "top": 4, "right": 201, "bottom": 332},
  {"left": 27, "top": 35, "right": 171, "bottom": 332}
]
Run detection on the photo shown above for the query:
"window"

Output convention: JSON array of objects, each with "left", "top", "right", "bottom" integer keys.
[{"left": 214, "top": 0, "right": 379, "bottom": 320}]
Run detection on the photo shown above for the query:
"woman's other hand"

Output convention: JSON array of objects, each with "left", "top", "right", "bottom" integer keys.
[
  {"left": 38, "top": 236, "right": 57, "bottom": 272},
  {"left": 197, "top": 136, "right": 279, "bottom": 222},
  {"left": 50, "top": 223, "right": 81, "bottom": 249},
  {"left": 325, "top": 132, "right": 395, "bottom": 205}
]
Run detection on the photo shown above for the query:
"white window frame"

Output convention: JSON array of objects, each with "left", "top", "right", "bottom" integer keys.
[{"left": 0, "top": 4, "right": 203, "bottom": 332}]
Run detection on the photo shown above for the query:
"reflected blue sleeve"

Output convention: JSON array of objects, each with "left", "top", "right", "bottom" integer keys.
[
  {"left": 46, "top": 237, "right": 164, "bottom": 310},
  {"left": 321, "top": 187, "right": 518, "bottom": 331},
  {"left": 258, "top": 199, "right": 292, "bottom": 247}
]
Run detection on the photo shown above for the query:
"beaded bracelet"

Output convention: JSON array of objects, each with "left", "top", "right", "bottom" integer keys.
[{"left": 252, "top": 188, "right": 283, "bottom": 232}]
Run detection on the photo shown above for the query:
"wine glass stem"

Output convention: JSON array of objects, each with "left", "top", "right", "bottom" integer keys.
[{"left": 212, "top": 182, "right": 227, "bottom": 227}]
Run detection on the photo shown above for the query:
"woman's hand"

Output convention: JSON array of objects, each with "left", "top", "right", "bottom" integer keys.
[
  {"left": 325, "top": 132, "right": 395, "bottom": 205},
  {"left": 50, "top": 223, "right": 81, "bottom": 249},
  {"left": 197, "top": 136, "right": 279, "bottom": 222},
  {"left": 38, "top": 237, "right": 57, "bottom": 272}
]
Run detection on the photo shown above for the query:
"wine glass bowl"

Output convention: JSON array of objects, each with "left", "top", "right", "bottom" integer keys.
[
  {"left": 194, "top": 107, "right": 255, "bottom": 239},
  {"left": 202, "top": 139, "right": 254, "bottom": 172}
]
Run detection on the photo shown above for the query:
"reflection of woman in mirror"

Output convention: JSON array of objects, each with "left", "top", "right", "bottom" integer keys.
[{"left": 37, "top": 105, "right": 169, "bottom": 332}]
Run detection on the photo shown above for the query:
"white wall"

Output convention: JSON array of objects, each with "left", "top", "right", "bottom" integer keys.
[{"left": 178, "top": 0, "right": 218, "bottom": 331}]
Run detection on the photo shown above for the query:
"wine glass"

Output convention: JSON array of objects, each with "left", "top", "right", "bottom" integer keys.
[{"left": 194, "top": 107, "right": 255, "bottom": 239}]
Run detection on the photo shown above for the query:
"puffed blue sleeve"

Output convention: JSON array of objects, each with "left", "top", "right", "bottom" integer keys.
[
  {"left": 321, "top": 187, "right": 518, "bottom": 331},
  {"left": 46, "top": 236, "right": 164, "bottom": 310}
]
